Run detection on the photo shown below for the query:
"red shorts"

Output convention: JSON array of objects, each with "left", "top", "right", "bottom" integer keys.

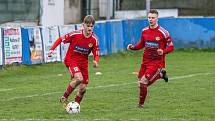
[
  {"left": 138, "top": 64, "right": 161, "bottom": 84},
  {"left": 65, "top": 62, "right": 89, "bottom": 84}
]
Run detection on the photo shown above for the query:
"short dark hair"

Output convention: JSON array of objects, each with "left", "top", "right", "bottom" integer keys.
[
  {"left": 83, "top": 15, "right": 95, "bottom": 25},
  {"left": 149, "top": 9, "right": 158, "bottom": 16}
]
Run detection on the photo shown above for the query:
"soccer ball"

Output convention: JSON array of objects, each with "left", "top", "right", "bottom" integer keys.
[{"left": 65, "top": 101, "right": 80, "bottom": 114}]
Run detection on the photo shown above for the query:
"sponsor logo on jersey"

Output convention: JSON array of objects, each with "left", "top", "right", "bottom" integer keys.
[
  {"left": 145, "top": 41, "right": 159, "bottom": 48},
  {"left": 74, "top": 46, "right": 90, "bottom": 54},
  {"left": 88, "top": 43, "right": 93, "bottom": 48},
  {"left": 155, "top": 37, "right": 160, "bottom": 41}
]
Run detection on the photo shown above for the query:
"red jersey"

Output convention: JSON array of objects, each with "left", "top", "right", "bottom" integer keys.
[
  {"left": 132, "top": 25, "right": 174, "bottom": 67},
  {"left": 50, "top": 29, "right": 99, "bottom": 67}
]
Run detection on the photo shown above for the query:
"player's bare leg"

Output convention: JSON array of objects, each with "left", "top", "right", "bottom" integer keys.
[
  {"left": 138, "top": 76, "right": 149, "bottom": 108},
  {"left": 60, "top": 72, "right": 83, "bottom": 109},
  {"left": 75, "top": 83, "right": 87, "bottom": 104}
]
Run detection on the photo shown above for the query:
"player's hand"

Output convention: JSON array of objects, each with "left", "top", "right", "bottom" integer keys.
[
  {"left": 48, "top": 50, "right": 54, "bottom": 57},
  {"left": 93, "top": 61, "right": 98, "bottom": 68},
  {"left": 157, "top": 49, "right": 164, "bottom": 55},
  {"left": 127, "top": 44, "right": 133, "bottom": 50}
]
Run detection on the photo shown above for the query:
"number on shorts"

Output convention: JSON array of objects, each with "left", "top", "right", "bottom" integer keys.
[{"left": 73, "top": 67, "right": 79, "bottom": 72}]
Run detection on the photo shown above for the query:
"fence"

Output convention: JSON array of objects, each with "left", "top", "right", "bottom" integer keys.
[{"left": 0, "top": 18, "right": 215, "bottom": 66}]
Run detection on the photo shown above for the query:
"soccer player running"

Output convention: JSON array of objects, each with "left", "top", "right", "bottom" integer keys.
[
  {"left": 127, "top": 9, "right": 174, "bottom": 108},
  {"left": 48, "top": 15, "right": 99, "bottom": 108}
]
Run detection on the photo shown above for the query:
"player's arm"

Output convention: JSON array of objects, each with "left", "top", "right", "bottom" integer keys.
[
  {"left": 48, "top": 37, "right": 62, "bottom": 57},
  {"left": 48, "top": 33, "right": 73, "bottom": 57},
  {"left": 92, "top": 40, "right": 100, "bottom": 68},
  {"left": 157, "top": 37, "right": 174, "bottom": 55},
  {"left": 163, "top": 36, "right": 174, "bottom": 54},
  {"left": 127, "top": 37, "right": 145, "bottom": 50}
]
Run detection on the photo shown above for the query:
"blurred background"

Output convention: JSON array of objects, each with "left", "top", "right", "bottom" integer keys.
[
  {"left": 0, "top": 0, "right": 215, "bottom": 66},
  {"left": 0, "top": 0, "right": 215, "bottom": 26}
]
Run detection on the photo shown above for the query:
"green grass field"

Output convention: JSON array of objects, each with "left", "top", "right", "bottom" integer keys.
[{"left": 0, "top": 50, "right": 215, "bottom": 121}]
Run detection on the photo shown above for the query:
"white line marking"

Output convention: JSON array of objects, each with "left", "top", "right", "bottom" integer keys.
[
  {"left": 169, "top": 72, "right": 212, "bottom": 80},
  {"left": 0, "top": 72, "right": 213, "bottom": 102},
  {"left": 0, "top": 88, "right": 15, "bottom": 92}
]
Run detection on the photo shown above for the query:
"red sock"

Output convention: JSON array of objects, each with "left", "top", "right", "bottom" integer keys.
[
  {"left": 75, "top": 95, "right": 83, "bottom": 104},
  {"left": 63, "top": 84, "right": 74, "bottom": 98},
  {"left": 139, "top": 84, "right": 148, "bottom": 106}
]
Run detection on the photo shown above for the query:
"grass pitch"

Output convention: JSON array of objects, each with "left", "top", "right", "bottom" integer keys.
[{"left": 0, "top": 49, "right": 215, "bottom": 121}]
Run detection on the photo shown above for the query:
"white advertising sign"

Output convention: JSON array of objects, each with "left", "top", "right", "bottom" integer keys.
[
  {"left": 28, "top": 27, "right": 44, "bottom": 64},
  {"left": 0, "top": 28, "right": 2, "bottom": 65},
  {"left": 58, "top": 25, "right": 75, "bottom": 61},
  {"left": 42, "top": 26, "right": 61, "bottom": 63},
  {"left": 3, "top": 28, "right": 22, "bottom": 65}
]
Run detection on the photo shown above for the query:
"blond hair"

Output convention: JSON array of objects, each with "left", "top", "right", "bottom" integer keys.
[{"left": 83, "top": 15, "right": 95, "bottom": 25}]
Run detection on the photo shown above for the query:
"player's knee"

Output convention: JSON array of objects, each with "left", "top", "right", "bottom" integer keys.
[{"left": 74, "top": 76, "right": 83, "bottom": 85}]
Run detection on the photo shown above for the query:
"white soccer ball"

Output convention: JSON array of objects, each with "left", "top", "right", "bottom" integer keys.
[
  {"left": 95, "top": 71, "right": 102, "bottom": 75},
  {"left": 65, "top": 101, "right": 80, "bottom": 114}
]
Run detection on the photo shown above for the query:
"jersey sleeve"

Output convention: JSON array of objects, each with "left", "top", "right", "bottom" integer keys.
[
  {"left": 49, "top": 37, "right": 62, "bottom": 50},
  {"left": 163, "top": 36, "right": 174, "bottom": 54},
  {"left": 62, "top": 32, "right": 74, "bottom": 43},
  {"left": 132, "top": 35, "right": 145, "bottom": 50},
  {"left": 92, "top": 38, "right": 100, "bottom": 63},
  {"left": 158, "top": 27, "right": 174, "bottom": 54},
  {"left": 49, "top": 32, "right": 74, "bottom": 50}
]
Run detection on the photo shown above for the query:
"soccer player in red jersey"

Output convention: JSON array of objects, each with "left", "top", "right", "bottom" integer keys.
[
  {"left": 127, "top": 9, "right": 174, "bottom": 108},
  {"left": 48, "top": 15, "right": 99, "bottom": 108}
]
